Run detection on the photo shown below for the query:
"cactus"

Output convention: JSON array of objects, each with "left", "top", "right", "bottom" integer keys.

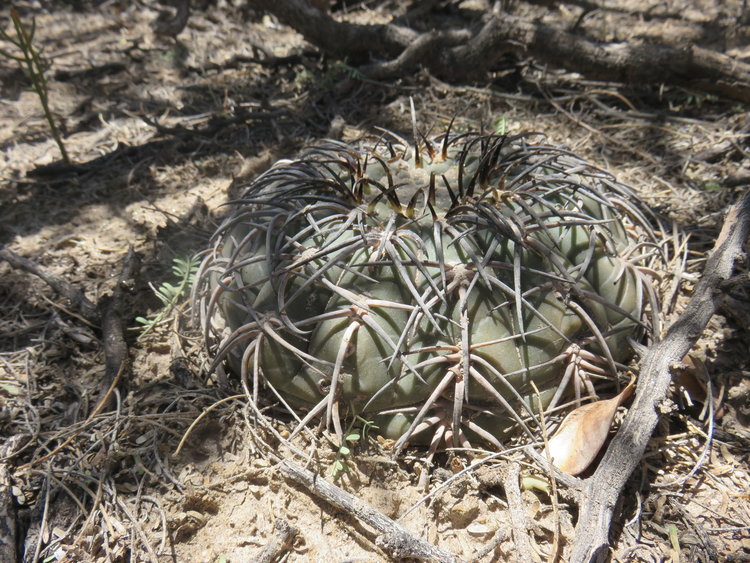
[{"left": 194, "top": 128, "right": 664, "bottom": 454}]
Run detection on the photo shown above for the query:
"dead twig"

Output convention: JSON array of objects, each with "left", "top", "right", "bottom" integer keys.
[
  {"left": 97, "top": 247, "right": 140, "bottom": 412},
  {"left": 361, "top": 29, "right": 470, "bottom": 80},
  {"left": 17, "top": 362, "right": 126, "bottom": 471},
  {"left": 0, "top": 441, "right": 18, "bottom": 563},
  {"left": 251, "top": 1, "right": 750, "bottom": 103},
  {"left": 256, "top": 519, "right": 298, "bottom": 563},
  {"left": 0, "top": 248, "right": 99, "bottom": 324},
  {"left": 470, "top": 528, "right": 508, "bottom": 561},
  {"left": 277, "top": 459, "right": 461, "bottom": 562},
  {"left": 502, "top": 462, "right": 535, "bottom": 563},
  {"left": 570, "top": 193, "right": 750, "bottom": 563},
  {"left": 8, "top": 248, "right": 138, "bottom": 467},
  {"left": 251, "top": 0, "right": 416, "bottom": 61},
  {"left": 523, "top": 446, "right": 582, "bottom": 496}
]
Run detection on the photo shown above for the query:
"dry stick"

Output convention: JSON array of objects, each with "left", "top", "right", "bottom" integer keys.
[
  {"left": 97, "top": 247, "right": 140, "bottom": 413},
  {"left": 0, "top": 248, "right": 99, "bottom": 324},
  {"left": 256, "top": 519, "right": 298, "bottom": 563},
  {"left": 447, "top": 15, "right": 750, "bottom": 102},
  {"left": 17, "top": 362, "right": 126, "bottom": 471},
  {"left": 252, "top": 0, "right": 417, "bottom": 59},
  {"left": 531, "top": 383, "right": 561, "bottom": 562},
  {"left": 251, "top": 1, "right": 750, "bottom": 103},
  {"left": 470, "top": 528, "right": 508, "bottom": 561},
  {"left": 276, "top": 460, "right": 461, "bottom": 563},
  {"left": 173, "top": 394, "right": 245, "bottom": 456},
  {"left": 361, "top": 29, "right": 470, "bottom": 80},
  {"left": 10, "top": 249, "right": 138, "bottom": 468},
  {"left": 502, "top": 462, "right": 535, "bottom": 563},
  {"left": 523, "top": 446, "right": 581, "bottom": 495},
  {"left": 0, "top": 441, "right": 18, "bottom": 563},
  {"left": 570, "top": 193, "right": 750, "bottom": 563}
]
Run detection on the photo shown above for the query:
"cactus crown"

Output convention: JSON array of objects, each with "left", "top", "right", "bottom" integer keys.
[{"left": 194, "top": 128, "right": 664, "bottom": 454}]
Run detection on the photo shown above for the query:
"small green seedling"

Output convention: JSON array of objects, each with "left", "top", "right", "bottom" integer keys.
[
  {"left": 136, "top": 255, "right": 200, "bottom": 340},
  {"left": 493, "top": 115, "right": 508, "bottom": 135},
  {"left": 701, "top": 181, "right": 722, "bottom": 192},
  {"left": 1, "top": 9, "right": 69, "bottom": 163},
  {"left": 332, "top": 417, "right": 378, "bottom": 478}
]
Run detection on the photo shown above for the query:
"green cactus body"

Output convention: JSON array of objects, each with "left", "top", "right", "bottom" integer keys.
[{"left": 195, "top": 131, "right": 662, "bottom": 450}]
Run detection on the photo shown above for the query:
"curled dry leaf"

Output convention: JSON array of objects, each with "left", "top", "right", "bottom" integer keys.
[
  {"left": 548, "top": 379, "right": 635, "bottom": 475},
  {"left": 677, "top": 354, "right": 709, "bottom": 403},
  {"left": 677, "top": 354, "right": 723, "bottom": 417}
]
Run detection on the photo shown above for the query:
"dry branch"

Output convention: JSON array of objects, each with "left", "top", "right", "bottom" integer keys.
[
  {"left": 0, "top": 441, "right": 18, "bottom": 563},
  {"left": 252, "top": 1, "right": 750, "bottom": 103},
  {"left": 0, "top": 246, "right": 139, "bottom": 414},
  {"left": 97, "top": 247, "right": 140, "bottom": 413},
  {"left": 11, "top": 249, "right": 139, "bottom": 470},
  {"left": 502, "top": 462, "right": 535, "bottom": 563},
  {"left": 277, "top": 460, "right": 460, "bottom": 562},
  {"left": 0, "top": 248, "right": 99, "bottom": 324},
  {"left": 252, "top": 0, "right": 416, "bottom": 60},
  {"left": 471, "top": 17, "right": 750, "bottom": 103},
  {"left": 570, "top": 193, "right": 750, "bottom": 563},
  {"left": 257, "top": 519, "right": 298, "bottom": 563}
]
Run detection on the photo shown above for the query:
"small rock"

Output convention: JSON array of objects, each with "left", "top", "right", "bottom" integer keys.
[
  {"left": 466, "top": 522, "right": 494, "bottom": 538},
  {"left": 449, "top": 497, "right": 481, "bottom": 528}
]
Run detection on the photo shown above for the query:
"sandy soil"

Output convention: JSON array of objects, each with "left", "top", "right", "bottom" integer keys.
[{"left": 1, "top": 1, "right": 749, "bottom": 561}]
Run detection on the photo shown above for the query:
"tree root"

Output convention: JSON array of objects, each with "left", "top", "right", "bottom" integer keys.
[
  {"left": 0, "top": 246, "right": 140, "bottom": 418},
  {"left": 97, "top": 247, "right": 140, "bottom": 413}
]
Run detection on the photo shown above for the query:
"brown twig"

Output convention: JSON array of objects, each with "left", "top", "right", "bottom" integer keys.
[
  {"left": 570, "top": 193, "right": 750, "bottom": 562},
  {"left": 97, "top": 247, "right": 140, "bottom": 413},
  {"left": 0, "top": 441, "right": 18, "bottom": 563},
  {"left": 251, "top": 0, "right": 416, "bottom": 60},
  {"left": 256, "top": 519, "right": 298, "bottom": 563},
  {"left": 15, "top": 249, "right": 139, "bottom": 470},
  {"left": 0, "top": 248, "right": 99, "bottom": 324},
  {"left": 502, "top": 462, "right": 535, "bottom": 563},
  {"left": 361, "top": 29, "right": 470, "bottom": 80},
  {"left": 470, "top": 528, "right": 508, "bottom": 561},
  {"left": 17, "top": 362, "right": 126, "bottom": 471},
  {"left": 523, "top": 446, "right": 582, "bottom": 496},
  {"left": 251, "top": 1, "right": 750, "bottom": 103},
  {"left": 277, "top": 459, "right": 461, "bottom": 562}
]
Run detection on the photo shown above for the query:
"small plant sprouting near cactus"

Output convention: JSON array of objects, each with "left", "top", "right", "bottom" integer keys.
[
  {"left": 332, "top": 416, "right": 378, "bottom": 477},
  {"left": 137, "top": 255, "right": 200, "bottom": 340},
  {"left": 193, "top": 125, "right": 667, "bottom": 458},
  {"left": 0, "top": 8, "right": 69, "bottom": 163}
]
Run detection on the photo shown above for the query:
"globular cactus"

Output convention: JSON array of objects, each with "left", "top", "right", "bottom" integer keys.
[{"left": 193, "top": 128, "right": 664, "bottom": 455}]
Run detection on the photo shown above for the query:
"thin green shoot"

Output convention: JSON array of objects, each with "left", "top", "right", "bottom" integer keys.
[
  {"left": 135, "top": 255, "right": 200, "bottom": 340},
  {"left": 1, "top": 9, "right": 69, "bottom": 163},
  {"left": 493, "top": 115, "right": 508, "bottom": 136},
  {"left": 331, "top": 416, "right": 379, "bottom": 478}
]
